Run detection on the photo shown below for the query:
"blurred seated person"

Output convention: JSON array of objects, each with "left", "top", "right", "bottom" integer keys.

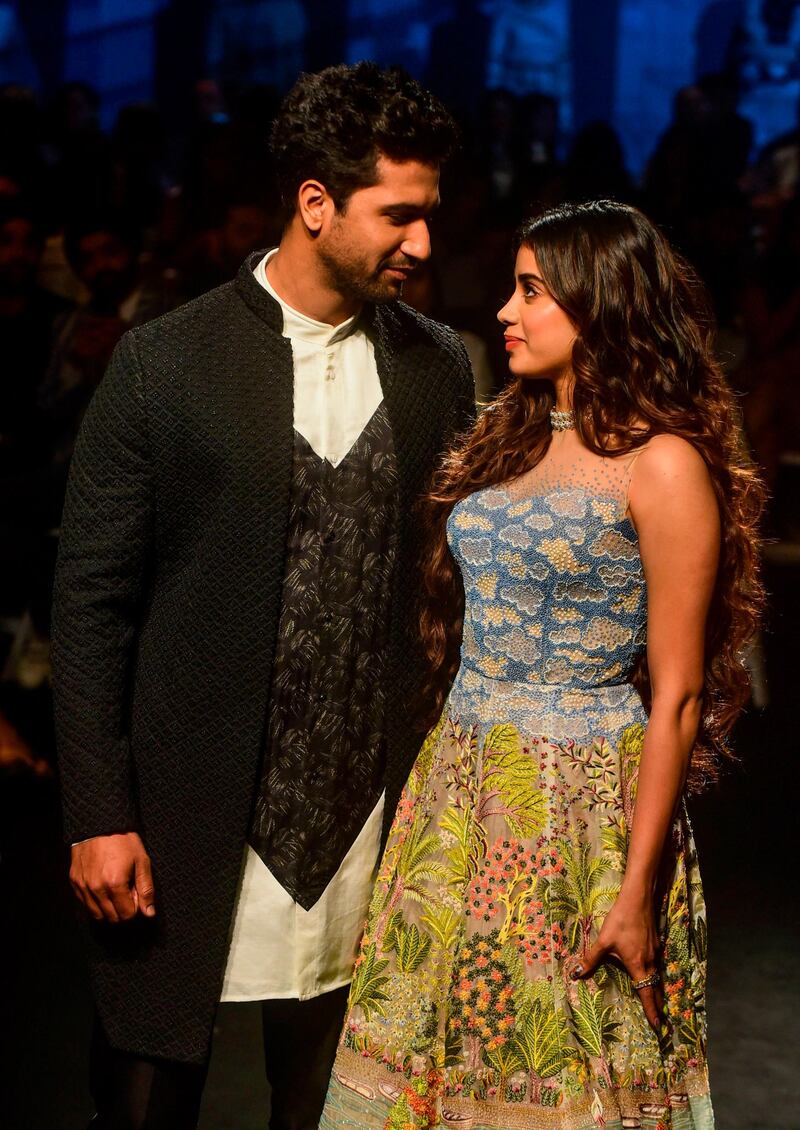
[
  {"left": 175, "top": 199, "right": 278, "bottom": 297},
  {"left": 0, "top": 709, "right": 49, "bottom": 776},
  {"left": 41, "top": 215, "right": 177, "bottom": 467},
  {"left": 645, "top": 75, "right": 751, "bottom": 230},
  {"left": 0, "top": 200, "right": 72, "bottom": 625},
  {"left": 402, "top": 260, "right": 496, "bottom": 407},
  {"left": 0, "top": 199, "right": 71, "bottom": 482},
  {"left": 516, "top": 92, "right": 562, "bottom": 210},
  {"left": 112, "top": 102, "right": 170, "bottom": 234},
  {"left": 561, "top": 120, "right": 637, "bottom": 205},
  {"left": 49, "top": 82, "right": 114, "bottom": 231},
  {"left": 738, "top": 197, "right": 800, "bottom": 492}
]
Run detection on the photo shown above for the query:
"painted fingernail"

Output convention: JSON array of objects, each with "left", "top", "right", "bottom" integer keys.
[{"left": 570, "top": 965, "right": 583, "bottom": 980}]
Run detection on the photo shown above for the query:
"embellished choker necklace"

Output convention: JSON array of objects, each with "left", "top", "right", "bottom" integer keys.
[{"left": 549, "top": 408, "right": 575, "bottom": 431}]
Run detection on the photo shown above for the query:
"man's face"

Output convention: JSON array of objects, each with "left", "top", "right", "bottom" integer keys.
[
  {"left": 75, "top": 231, "right": 137, "bottom": 308},
  {"left": 0, "top": 218, "right": 41, "bottom": 295},
  {"left": 317, "top": 156, "right": 440, "bottom": 305},
  {"left": 221, "top": 204, "right": 272, "bottom": 266}
]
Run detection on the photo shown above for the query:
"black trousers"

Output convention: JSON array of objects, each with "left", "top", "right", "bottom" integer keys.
[{"left": 89, "top": 986, "right": 349, "bottom": 1130}]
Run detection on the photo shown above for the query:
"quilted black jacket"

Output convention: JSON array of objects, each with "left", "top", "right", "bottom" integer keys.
[{"left": 51, "top": 252, "right": 475, "bottom": 1063}]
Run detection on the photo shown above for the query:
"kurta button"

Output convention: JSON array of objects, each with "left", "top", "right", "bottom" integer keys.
[
  {"left": 321, "top": 612, "right": 333, "bottom": 625},
  {"left": 316, "top": 691, "right": 326, "bottom": 703}
]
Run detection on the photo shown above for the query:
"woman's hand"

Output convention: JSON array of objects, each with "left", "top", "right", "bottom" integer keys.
[{"left": 570, "top": 888, "right": 664, "bottom": 1032}]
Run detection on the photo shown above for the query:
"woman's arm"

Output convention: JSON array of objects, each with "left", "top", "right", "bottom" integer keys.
[{"left": 574, "top": 433, "right": 720, "bottom": 1029}]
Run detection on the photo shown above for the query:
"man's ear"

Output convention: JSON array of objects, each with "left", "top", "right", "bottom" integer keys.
[{"left": 297, "top": 179, "right": 331, "bottom": 234}]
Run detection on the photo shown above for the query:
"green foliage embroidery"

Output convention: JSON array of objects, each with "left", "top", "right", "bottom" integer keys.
[
  {"left": 571, "top": 980, "right": 620, "bottom": 1059},
  {"left": 484, "top": 1040, "right": 524, "bottom": 1079},
  {"left": 349, "top": 943, "right": 391, "bottom": 1022},
  {"left": 600, "top": 813, "right": 628, "bottom": 864},
  {"left": 439, "top": 803, "right": 478, "bottom": 887},
  {"left": 513, "top": 997, "right": 570, "bottom": 1080},
  {"left": 393, "top": 921, "right": 433, "bottom": 975},
  {"left": 559, "top": 738, "right": 622, "bottom": 810},
  {"left": 410, "top": 716, "right": 446, "bottom": 795},
  {"left": 548, "top": 839, "right": 620, "bottom": 951},
  {"left": 420, "top": 904, "right": 461, "bottom": 952},
  {"left": 479, "top": 724, "right": 548, "bottom": 837}
]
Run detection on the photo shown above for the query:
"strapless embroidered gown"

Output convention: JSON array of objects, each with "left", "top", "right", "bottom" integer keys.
[{"left": 320, "top": 455, "right": 714, "bottom": 1130}]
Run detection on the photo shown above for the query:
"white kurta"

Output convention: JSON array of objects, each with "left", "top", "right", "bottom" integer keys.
[{"left": 219, "top": 252, "right": 385, "bottom": 1002}]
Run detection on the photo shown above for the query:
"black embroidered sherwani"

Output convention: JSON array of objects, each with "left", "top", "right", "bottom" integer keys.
[{"left": 51, "top": 252, "right": 475, "bottom": 1064}]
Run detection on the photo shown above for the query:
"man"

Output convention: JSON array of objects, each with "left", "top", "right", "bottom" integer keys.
[
  {"left": 0, "top": 200, "right": 70, "bottom": 658},
  {"left": 52, "top": 63, "right": 473, "bottom": 1129},
  {"left": 41, "top": 215, "right": 182, "bottom": 473},
  {"left": 0, "top": 199, "right": 70, "bottom": 486},
  {"left": 176, "top": 199, "right": 279, "bottom": 298}
]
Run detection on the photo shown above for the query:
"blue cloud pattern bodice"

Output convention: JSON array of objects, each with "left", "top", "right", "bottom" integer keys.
[{"left": 446, "top": 456, "right": 648, "bottom": 742}]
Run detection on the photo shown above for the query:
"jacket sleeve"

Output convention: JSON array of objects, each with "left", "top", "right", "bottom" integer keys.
[{"left": 51, "top": 331, "right": 154, "bottom": 844}]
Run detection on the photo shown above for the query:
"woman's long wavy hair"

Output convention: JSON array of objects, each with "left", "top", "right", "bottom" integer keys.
[{"left": 419, "top": 200, "right": 765, "bottom": 791}]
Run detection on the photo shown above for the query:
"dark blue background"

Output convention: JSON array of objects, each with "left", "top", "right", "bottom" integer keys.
[{"left": 2, "top": 0, "right": 799, "bottom": 173}]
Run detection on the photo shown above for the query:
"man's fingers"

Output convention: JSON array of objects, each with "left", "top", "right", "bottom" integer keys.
[
  {"left": 570, "top": 940, "right": 606, "bottom": 981},
  {"left": 72, "top": 880, "right": 104, "bottom": 921},
  {"left": 68, "top": 835, "right": 155, "bottom": 924},
  {"left": 83, "top": 882, "right": 116, "bottom": 922},
  {"left": 135, "top": 854, "right": 156, "bottom": 917},
  {"left": 70, "top": 862, "right": 107, "bottom": 921},
  {"left": 107, "top": 880, "right": 138, "bottom": 921},
  {"left": 78, "top": 864, "right": 127, "bottom": 922},
  {"left": 93, "top": 886, "right": 122, "bottom": 923}
]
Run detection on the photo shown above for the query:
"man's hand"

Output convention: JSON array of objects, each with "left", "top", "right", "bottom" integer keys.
[{"left": 70, "top": 832, "right": 156, "bottom": 923}]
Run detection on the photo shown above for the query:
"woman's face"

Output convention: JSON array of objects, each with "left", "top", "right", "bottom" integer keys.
[{"left": 497, "top": 246, "right": 577, "bottom": 380}]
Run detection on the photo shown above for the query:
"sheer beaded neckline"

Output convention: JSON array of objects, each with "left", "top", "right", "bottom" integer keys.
[{"left": 498, "top": 443, "right": 641, "bottom": 520}]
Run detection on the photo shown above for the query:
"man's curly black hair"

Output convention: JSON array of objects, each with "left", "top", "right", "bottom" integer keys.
[{"left": 270, "top": 62, "right": 458, "bottom": 213}]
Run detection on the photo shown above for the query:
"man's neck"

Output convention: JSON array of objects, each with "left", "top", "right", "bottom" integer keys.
[{"left": 266, "top": 228, "right": 361, "bottom": 327}]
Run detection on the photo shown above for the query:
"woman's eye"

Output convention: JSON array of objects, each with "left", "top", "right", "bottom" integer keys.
[{"left": 523, "top": 285, "right": 539, "bottom": 298}]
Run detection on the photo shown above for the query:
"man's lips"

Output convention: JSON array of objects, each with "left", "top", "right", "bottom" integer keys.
[{"left": 504, "top": 335, "right": 524, "bottom": 350}]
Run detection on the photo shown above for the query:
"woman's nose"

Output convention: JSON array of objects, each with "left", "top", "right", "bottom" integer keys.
[{"left": 497, "top": 296, "right": 516, "bottom": 324}]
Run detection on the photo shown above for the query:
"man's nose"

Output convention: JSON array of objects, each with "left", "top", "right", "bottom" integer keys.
[{"left": 400, "top": 220, "right": 431, "bottom": 263}]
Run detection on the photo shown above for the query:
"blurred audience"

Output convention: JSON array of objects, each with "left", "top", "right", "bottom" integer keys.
[
  {"left": 561, "top": 120, "right": 637, "bottom": 205},
  {"left": 401, "top": 260, "right": 496, "bottom": 407},
  {"left": 738, "top": 197, "right": 800, "bottom": 503},
  {"left": 0, "top": 199, "right": 70, "bottom": 482},
  {"left": 41, "top": 215, "right": 176, "bottom": 470},
  {"left": 0, "top": 66, "right": 798, "bottom": 730},
  {"left": 0, "top": 199, "right": 71, "bottom": 627},
  {"left": 176, "top": 199, "right": 277, "bottom": 297}
]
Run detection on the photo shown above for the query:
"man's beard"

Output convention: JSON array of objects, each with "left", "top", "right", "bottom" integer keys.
[{"left": 319, "top": 244, "right": 416, "bottom": 306}]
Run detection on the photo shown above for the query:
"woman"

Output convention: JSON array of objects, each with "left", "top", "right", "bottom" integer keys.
[{"left": 320, "top": 201, "right": 764, "bottom": 1129}]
